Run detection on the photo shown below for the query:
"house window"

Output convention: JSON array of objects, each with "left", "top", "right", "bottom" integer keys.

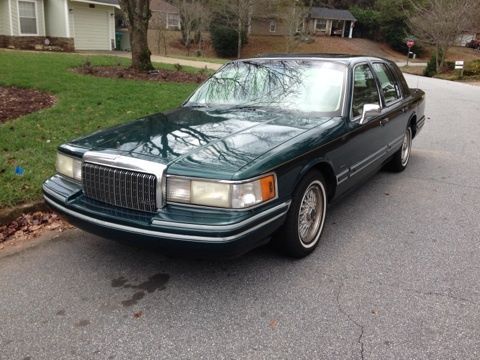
[
  {"left": 269, "top": 20, "right": 276, "bottom": 33},
  {"left": 167, "top": 13, "right": 180, "bottom": 29},
  {"left": 315, "top": 19, "right": 327, "bottom": 33},
  {"left": 18, "top": 1, "right": 38, "bottom": 35}
]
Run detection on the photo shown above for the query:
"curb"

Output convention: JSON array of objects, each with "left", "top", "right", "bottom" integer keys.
[{"left": 0, "top": 200, "right": 49, "bottom": 226}]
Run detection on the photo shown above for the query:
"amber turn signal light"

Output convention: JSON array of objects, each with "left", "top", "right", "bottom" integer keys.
[{"left": 260, "top": 175, "right": 276, "bottom": 201}]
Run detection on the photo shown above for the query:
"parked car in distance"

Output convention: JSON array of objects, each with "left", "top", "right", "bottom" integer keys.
[
  {"left": 465, "top": 39, "right": 480, "bottom": 49},
  {"left": 43, "top": 55, "right": 426, "bottom": 258}
]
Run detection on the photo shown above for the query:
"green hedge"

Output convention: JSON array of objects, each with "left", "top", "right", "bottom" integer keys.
[
  {"left": 209, "top": 24, "right": 238, "bottom": 58},
  {"left": 464, "top": 60, "right": 480, "bottom": 76}
]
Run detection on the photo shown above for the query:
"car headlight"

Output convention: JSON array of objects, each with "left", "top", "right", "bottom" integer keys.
[
  {"left": 55, "top": 152, "right": 82, "bottom": 181},
  {"left": 166, "top": 174, "right": 276, "bottom": 209}
]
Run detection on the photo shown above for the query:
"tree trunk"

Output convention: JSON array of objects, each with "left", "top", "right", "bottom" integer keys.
[
  {"left": 163, "top": 33, "right": 168, "bottom": 56},
  {"left": 119, "top": 0, "right": 153, "bottom": 71},
  {"left": 130, "top": 22, "right": 153, "bottom": 71},
  {"left": 237, "top": 17, "right": 242, "bottom": 59},
  {"left": 439, "top": 45, "right": 447, "bottom": 71}
]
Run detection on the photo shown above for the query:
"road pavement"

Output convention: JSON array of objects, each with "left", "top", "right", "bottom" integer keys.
[{"left": 1, "top": 75, "right": 480, "bottom": 359}]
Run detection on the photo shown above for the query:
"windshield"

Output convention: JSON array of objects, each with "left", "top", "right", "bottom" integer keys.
[{"left": 185, "top": 59, "right": 346, "bottom": 115}]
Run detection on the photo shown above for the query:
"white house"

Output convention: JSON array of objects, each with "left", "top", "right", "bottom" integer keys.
[
  {"left": 456, "top": 30, "right": 480, "bottom": 46},
  {"left": 0, "top": 0, "right": 119, "bottom": 51}
]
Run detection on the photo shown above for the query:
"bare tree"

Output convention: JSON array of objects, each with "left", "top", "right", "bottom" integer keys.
[
  {"left": 409, "top": 0, "right": 480, "bottom": 72},
  {"left": 150, "top": 13, "right": 168, "bottom": 56},
  {"left": 210, "top": 0, "right": 253, "bottom": 58},
  {"left": 278, "top": 0, "right": 309, "bottom": 52},
  {"left": 173, "top": 0, "right": 210, "bottom": 56},
  {"left": 118, "top": 0, "right": 153, "bottom": 71}
]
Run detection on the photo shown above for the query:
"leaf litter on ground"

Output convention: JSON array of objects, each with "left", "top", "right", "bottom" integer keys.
[{"left": 0, "top": 211, "right": 72, "bottom": 248}]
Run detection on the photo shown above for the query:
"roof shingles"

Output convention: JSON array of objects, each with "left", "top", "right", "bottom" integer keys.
[
  {"left": 150, "top": 0, "right": 179, "bottom": 13},
  {"left": 310, "top": 7, "right": 357, "bottom": 22}
]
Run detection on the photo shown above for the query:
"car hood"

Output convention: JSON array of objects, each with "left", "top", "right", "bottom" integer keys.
[{"left": 70, "top": 107, "right": 335, "bottom": 178}]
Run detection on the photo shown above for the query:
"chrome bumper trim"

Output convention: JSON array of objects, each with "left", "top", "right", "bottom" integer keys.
[
  {"left": 44, "top": 196, "right": 287, "bottom": 243},
  {"left": 43, "top": 182, "right": 72, "bottom": 202},
  {"left": 152, "top": 201, "right": 291, "bottom": 231}
]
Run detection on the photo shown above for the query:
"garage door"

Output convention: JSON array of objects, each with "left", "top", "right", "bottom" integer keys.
[{"left": 72, "top": 5, "right": 110, "bottom": 50}]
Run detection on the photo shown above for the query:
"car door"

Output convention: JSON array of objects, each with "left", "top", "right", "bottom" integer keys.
[
  {"left": 334, "top": 62, "right": 389, "bottom": 191},
  {"left": 371, "top": 62, "right": 409, "bottom": 154}
]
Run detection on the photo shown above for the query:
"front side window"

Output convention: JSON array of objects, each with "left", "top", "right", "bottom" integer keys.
[
  {"left": 186, "top": 60, "right": 346, "bottom": 115},
  {"left": 352, "top": 64, "right": 380, "bottom": 118},
  {"left": 372, "top": 63, "right": 401, "bottom": 105},
  {"left": 19, "top": 1, "right": 37, "bottom": 35}
]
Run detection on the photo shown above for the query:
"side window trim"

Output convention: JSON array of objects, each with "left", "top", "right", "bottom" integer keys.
[
  {"left": 384, "top": 62, "right": 404, "bottom": 98},
  {"left": 388, "top": 62, "right": 411, "bottom": 98},
  {"left": 372, "top": 61, "right": 403, "bottom": 108},
  {"left": 350, "top": 62, "right": 383, "bottom": 122}
]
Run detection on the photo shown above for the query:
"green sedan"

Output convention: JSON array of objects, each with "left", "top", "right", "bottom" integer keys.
[{"left": 43, "top": 54, "right": 426, "bottom": 258}]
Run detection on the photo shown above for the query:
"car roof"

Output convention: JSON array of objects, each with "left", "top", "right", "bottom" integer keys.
[{"left": 245, "top": 53, "right": 393, "bottom": 66}]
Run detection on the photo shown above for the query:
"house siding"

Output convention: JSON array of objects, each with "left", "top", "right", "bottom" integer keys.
[
  {"left": 0, "top": 0, "right": 11, "bottom": 35},
  {"left": 10, "top": 0, "right": 18, "bottom": 35},
  {"left": 250, "top": 18, "right": 290, "bottom": 36},
  {"left": 11, "top": 0, "right": 46, "bottom": 36},
  {"left": 44, "top": 0, "right": 68, "bottom": 37},
  {"left": 68, "top": 5, "right": 73, "bottom": 37},
  {"left": 150, "top": 11, "right": 180, "bottom": 30},
  {"left": 69, "top": 1, "right": 114, "bottom": 50},
  {"left": 36, "top": 0, "right": 45, "bottom": 35}
]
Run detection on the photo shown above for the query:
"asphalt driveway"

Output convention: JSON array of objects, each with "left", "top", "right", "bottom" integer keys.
[{"left": 1, "top": 75, "right": 480, "bottom": 360}]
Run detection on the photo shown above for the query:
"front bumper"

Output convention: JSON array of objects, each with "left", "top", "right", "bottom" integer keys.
[{"left": 43, "top": 175, "right": 290, "bottom": 257}]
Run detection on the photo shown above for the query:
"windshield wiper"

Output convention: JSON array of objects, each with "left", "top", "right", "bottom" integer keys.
[
  {"left": 227, "top": 104, "right": 263, "bottom": 111},
  {"left": 183, "top": 103, "right": 208, "bottom": 109}
]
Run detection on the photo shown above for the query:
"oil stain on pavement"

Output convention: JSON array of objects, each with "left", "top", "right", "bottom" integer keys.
[{"left": 111, "top": 273, "right": 170, "bottom": 307}]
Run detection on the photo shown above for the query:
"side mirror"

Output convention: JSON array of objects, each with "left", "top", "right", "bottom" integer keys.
[{"left": 360, "top": 104, "right": 381, "bottom": 124}]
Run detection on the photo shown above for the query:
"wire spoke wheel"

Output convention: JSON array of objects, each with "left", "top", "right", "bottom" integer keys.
[
  {"left": 401, "top": 127, "right": 412, "bottom": 167},
  {"left": 388, "top": 125, "right": 414, "bottom": 173},
  {"left": 279, "top": 172, "right": 327, "bottom": 258},
  {"left": 297, "top": 180, "right": 325, "bottom": 247}
]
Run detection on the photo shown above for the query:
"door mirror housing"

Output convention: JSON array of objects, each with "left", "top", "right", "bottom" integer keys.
[{"left": 360, "top": 104, "right": 381, "bottom": 124}]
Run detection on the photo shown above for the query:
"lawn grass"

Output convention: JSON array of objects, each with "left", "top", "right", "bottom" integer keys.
[
  {"left": 400, "top": 65, "right": 426, "bottom": 76},
  {"left": 0, "top": 50, "right": 199, "bottom": 208}
]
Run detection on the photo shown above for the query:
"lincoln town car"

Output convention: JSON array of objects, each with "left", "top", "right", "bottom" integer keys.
[{"left": 43, "top": 55, "right": 426, "bottom": 258}]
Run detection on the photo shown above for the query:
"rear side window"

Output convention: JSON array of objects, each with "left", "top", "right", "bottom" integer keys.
[
  {"left": 372, "top": 63, "right": 401, "bottom": 105},
  {"left": 352, "top": 64, "right": 380, "bottom": 118}
]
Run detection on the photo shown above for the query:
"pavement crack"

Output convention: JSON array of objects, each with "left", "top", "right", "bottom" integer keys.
[
  {"left": 336, "top": 281, "right": 365, "bottom": 360},
  {"left": 369, "top": 279, "right": 480, "bottom": 306},
  {"left": 400, "top": 287, "right": 479, "bottom": 306}
]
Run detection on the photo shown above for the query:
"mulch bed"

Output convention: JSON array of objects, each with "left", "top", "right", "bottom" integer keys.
[
  {"left": 0, "top": 211, "right": 72, "bottom": 249},
  {"left": 74, "top": 65, "right": 209, "bottom": 84},
  {"left": 0, "top": 86, "right": 56, "bottom": 123}
]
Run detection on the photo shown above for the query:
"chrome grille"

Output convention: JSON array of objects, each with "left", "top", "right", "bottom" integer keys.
[{"left": 82, "top": 162, "right": 157, "bottom": 212}]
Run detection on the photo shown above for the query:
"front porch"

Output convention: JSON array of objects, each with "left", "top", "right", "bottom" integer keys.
[{"left": 311, "top": 19, "right": 355, "bottom": 38}]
